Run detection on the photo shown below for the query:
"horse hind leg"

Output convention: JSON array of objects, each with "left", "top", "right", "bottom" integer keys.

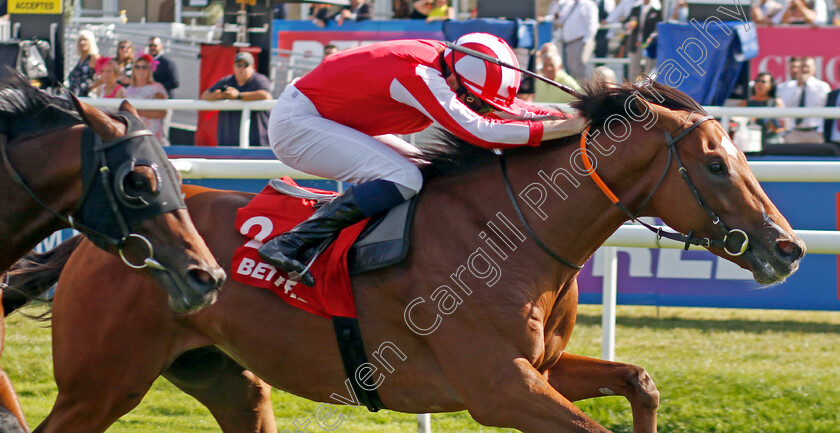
[
  {"left": 162, "top": 347, "right": 276, "bottom": 433},
  {"left": 546, "top": 352, "right": 660, "bottom": 433}
]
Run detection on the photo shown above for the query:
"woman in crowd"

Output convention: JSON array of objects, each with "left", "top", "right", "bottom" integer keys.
[
  {"left": 67, "top": 30, "right": 101, "bottom": 96},
  {"left": 125, "top": 54, "right": 168, "bottom": 144},
  {"left": 92, "top": 58, "right": 126, "bottom": 99},
  {"left": 423, "top": 0, "right": 454, "bottom": 21},
  {"left": 116, "top": 40, "right": 135, "bottom": 86},
  {"left": 739, "top": 72, "right": 785, "bottom": 146},
  {"left": 533, "top": 43, "right": 581, "bottom": 104}
]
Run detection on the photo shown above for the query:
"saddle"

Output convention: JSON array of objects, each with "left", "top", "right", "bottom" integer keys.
[{"left": 267, "top": 178, "right": 417, "bottom": 276}]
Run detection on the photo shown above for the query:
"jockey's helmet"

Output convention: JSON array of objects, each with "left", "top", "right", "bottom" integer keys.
[{"left": 444, "top": 33, "right": 521, "bottom": 115}]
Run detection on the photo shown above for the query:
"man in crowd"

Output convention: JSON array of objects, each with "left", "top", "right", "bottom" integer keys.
[
  {"left": 625, "top": 0, "right": 662, "bottom": 80},
  {"left": 772, "top": 0, "right": 827, "bottom": 25},
  {"left": 544, "top": 0, "right": 600, "bottom": 81},
  {"left": 200, "top": 52, "right": 271, "bottom": 147},
  {"left": 823, "top": 82, "right": 840, "bottom": 151},
  {"left": 777, "top": 56, "right": 831, "bottom": 143},
  {"left": 148, "top": 36, "right": 179, "bottom": 97}
]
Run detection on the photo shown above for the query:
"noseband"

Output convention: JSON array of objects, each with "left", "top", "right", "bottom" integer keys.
[
  {"left": 500, "top": 114, "right": 750, "bottom": 270},
  {"left": 0, "top": 115, "right": 185, "bottom": 270}
]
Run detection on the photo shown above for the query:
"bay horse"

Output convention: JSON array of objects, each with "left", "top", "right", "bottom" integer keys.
[
  {"left": 11, "top": 81, "right": 804, "bottom": 433},
  {"left": 0, "top": 70, "right": 225, "bottom": 431}
]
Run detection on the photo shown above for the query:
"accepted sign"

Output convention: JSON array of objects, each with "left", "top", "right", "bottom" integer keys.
[{"left": 8, "top": 0, "right": 62, "bottom": 14}]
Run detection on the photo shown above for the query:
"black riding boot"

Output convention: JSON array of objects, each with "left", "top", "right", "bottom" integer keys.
[{"left": 258, "top": 187, "right": 367, "bottom": 287}]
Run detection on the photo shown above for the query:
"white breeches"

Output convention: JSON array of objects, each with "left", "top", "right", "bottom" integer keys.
[{"left": 268, "top": 85, "right": 424, "bottom": 195}]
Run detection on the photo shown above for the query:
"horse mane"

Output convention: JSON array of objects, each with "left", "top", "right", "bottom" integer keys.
[
  {"left": 417, "top": 78, "right": 706, "bottom": 179},
  {"left": 570, "top": 78, "right": 707, "bottom": 129},
  {"left": 0, "top": 68, "right": 82, "bottom": 140}
]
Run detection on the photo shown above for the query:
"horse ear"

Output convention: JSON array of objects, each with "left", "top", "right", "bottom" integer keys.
[
  {"left": 66, "top": 91, "right": 90, "bottom": 125},
  {"left": 119, "top": 100, "right": 141, "bottom": 120},
  {"left": 66, "top": 91, "right": 125, "bottom": 141}
]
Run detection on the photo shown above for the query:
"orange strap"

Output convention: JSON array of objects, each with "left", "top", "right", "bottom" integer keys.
[{"left": 579, "top": 126, "right": 620, "bottom": 204}]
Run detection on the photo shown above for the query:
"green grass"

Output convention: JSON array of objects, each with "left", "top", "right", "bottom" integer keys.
[{"left": 4, "top": 305, "right": 839, "bottom": 432}]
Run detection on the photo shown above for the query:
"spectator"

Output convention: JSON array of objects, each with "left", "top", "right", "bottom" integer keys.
[
  {"left": 92, "top": 58, "right": 126, "bottom": 100},
  {"left": 593, "top": 0, "right": 616, "bottom": 59},
  {"left": 425, "top": 0, "right": 454, "bottom": 22},
  {"left": 777, "top": 56, "right": 831, "bottom": 143},
  {"left": 125, "top": 54, "right": 169, "bottom": 145},
  {"left": 115, "top": 40, "right": 134, "bottom": 87},
  {"left": 67, "top": 30, "right": 101, "bottom": 97},
  {"left": 773, "top": 0, "right": 827, "bottom": 25},
  {"left": 412, "top": 0, "right": 433, "bottom": 19},
  {"left": 752, "top": 0, "right": 785, "bottom": 24},
  {"left": 593, "top": 65, "right": 618, "bottom": 85},
  {"left": 147, "top": 36, "right": 179, "bottom": 97},
  {"left": 625, "top": 0, "right": 662, "bottom": 81},
  {"left": 534, "top": 43, "right": 582, "bottom": 104},
  {"left": 546, "top": 0, "right": 600, "bottom": 81},
  {"left": 392, "top": 0, "right": 411, "bottom": 18},
  {"left": 777, "top": 57, "right": 801, "bottom": 96},
  {"left": 338, "top": 0, "right": 371, "bottom": 23},
  {"left": 823, "top": 81, "right": 840, "bottom": 149},
  {"left": 832, "top": 0, "right": 840, "bottom": 24},
  {"left": 739, "top": 72, "right": 785, "bottom": 145},
  {"left": 310, "top": 4, "right": 336, "bottom": 27},
  {"left": 323, "top": 44, "right": 340, "bottom": 62},
  {"left": 200, "top": 52, "right": 271, "bottom": 147},
  {"left": 670, "top": 0, "right": 689, "bottom": 22},
  {"left": 603, "top": 0, "right": 641, "bottom": 58}
]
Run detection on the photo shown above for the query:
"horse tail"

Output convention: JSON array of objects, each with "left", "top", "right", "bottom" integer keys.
[{"left": 3, "top": 234, "right": 84, "bottom": 318}]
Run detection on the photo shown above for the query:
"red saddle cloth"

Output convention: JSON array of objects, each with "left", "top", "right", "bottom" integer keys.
[{"left": 232, "top": 178, "right": 368, "bottom": 318}]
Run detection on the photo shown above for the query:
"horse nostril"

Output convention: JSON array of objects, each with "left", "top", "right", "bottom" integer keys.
[
  {"left": 776, "top": 240, "right": 803, "bottom": 262},
  {"left": 188, "top": 268, "right": 217, "bottom": 293}
]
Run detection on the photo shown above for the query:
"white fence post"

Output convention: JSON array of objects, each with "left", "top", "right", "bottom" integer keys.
[
  {"left": 417, "top": 413, "right": 431, "bottom": 433},
  {"left": 601, "top": 247, "right": 618, "bottom": 362}
]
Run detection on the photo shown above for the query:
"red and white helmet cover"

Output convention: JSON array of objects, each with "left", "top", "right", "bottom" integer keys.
[{"left": 443, "top": 32, "right": 521, "bottom": 114}]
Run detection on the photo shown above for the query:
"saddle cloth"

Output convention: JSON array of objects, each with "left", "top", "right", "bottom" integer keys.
[{"left": 232, "top": 177, "right": 415, "bottom": 318}]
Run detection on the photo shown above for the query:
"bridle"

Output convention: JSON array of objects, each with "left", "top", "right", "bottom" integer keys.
[
  {"left": 0, "top": 113, "right": 185, "bottom": 271},
  {"left": 500, "top": 114, "right": 750, "bottom": 270}
]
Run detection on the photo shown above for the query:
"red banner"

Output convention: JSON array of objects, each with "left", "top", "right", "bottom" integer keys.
[{"left": 751, "top": 26, "right": 840, "bottom": 89}]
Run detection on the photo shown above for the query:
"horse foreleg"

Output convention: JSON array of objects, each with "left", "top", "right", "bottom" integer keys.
[
  {"left": 448, "top": 357, "right": 611, "bottom": 433},
  {"left": 163, "top": 347, "right": 276, "bottom": 433},
  {"left": 546, "top": 352, "right": 659, "bottom": 433},
  {"left": 0, "top": 369, "right": 27, "bottom": 432}
]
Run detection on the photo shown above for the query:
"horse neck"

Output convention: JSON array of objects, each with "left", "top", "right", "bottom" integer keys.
[
  {"left": 0, "top": 127, "right": 85, "bottom": 271},
  {"left": 418, "top": 135, "right": 662, "bottom": 289}
]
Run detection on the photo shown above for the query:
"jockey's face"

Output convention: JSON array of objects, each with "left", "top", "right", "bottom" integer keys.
[{"left": 445, "top": 72, "right": 494, "bottom": 114}]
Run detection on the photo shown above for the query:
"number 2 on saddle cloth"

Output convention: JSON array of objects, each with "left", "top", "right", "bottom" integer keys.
[{"left": 233, "top": 177, "right": 368, "bottom": 318}]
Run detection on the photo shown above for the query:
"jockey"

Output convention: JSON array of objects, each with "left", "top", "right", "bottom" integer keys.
[{"left": 260, "top": 32, "right": 588, "bottom": 286}]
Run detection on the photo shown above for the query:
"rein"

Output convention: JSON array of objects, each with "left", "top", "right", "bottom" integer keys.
[
  {"left": 0, "top": 121, "right": 167, "bottom": 271},
  {"left": 500, "top": 115, "right": 749, "bottom": 270}
]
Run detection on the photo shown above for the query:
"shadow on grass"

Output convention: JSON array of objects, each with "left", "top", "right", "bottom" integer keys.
[{"left": 575, "top": 312, "right": 840, "bottom": 335}]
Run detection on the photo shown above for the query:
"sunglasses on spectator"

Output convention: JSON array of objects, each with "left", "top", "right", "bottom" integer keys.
[
  {"left": 134, "top": 64, "right": 149, "bottom": 70},
  {"left": 119, "top": 45, "right": 131, "bottom": 49},
  {"left": 234, "top": 62, "right": 250, "bottom": 68}
]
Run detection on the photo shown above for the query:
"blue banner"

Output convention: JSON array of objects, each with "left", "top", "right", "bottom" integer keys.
[{"left": 655, "top": 21, "right": 756, "bottom": 105}]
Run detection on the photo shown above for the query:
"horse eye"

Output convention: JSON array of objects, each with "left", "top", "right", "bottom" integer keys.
[
  {"left": 123, "top": 171, "right": 152, "bottom": 195},
  {"left": 708, "top": 161, "right": 726, "bottom": 175}
]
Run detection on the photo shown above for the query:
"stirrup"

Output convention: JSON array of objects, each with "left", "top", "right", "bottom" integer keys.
[{"left": 284, "top": 234, "right": 335, "bottom": 287}]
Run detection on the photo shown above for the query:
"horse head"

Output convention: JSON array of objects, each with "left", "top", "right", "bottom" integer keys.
[
  {"left": 603, "top": 82, "right": 806, "bottom": 285},
  {"left": 67, "top": 94, "right": 226, "bottom": 312}
]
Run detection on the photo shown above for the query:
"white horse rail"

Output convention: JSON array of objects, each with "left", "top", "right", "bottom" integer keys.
[
  {"left": 80, "top": 98, "right": 840, "bottom": 149},
  {"left": 172, "top": 158, "right": 840, "bottom": 182}
]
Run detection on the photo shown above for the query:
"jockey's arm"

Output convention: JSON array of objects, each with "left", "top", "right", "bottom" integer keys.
[{"left": 390, "top": 67, "right": 586, "bottom": 149}]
